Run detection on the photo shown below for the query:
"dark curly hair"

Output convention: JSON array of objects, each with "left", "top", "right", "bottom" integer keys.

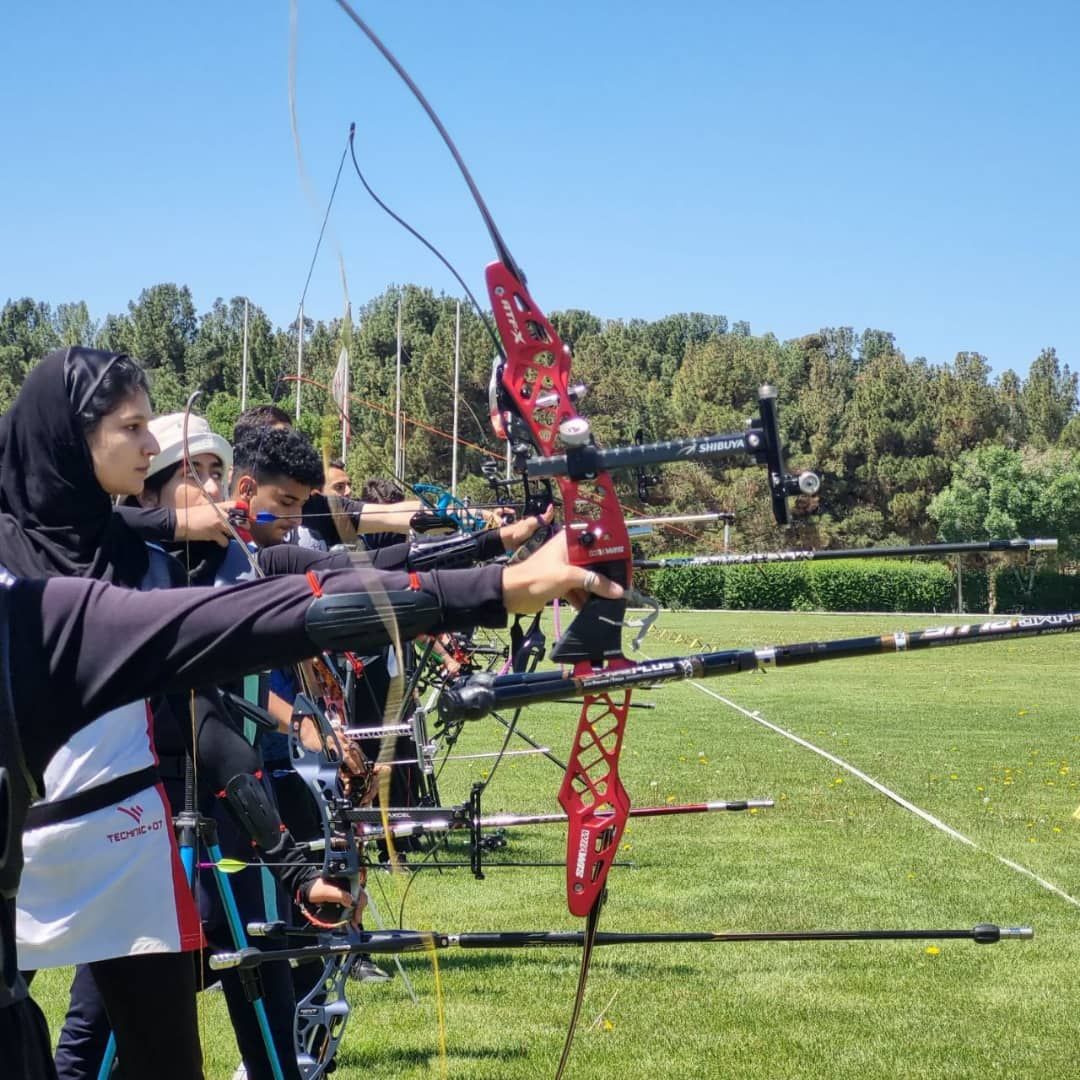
[
  {"left": 76, "top": 355, "right": 151, "bottom": 433},
  {"left": 232, "top": 426, "right": 324, "bottom": 490},
  {"left": 232, "top": 404, "right": 292, "bottom": 445}
]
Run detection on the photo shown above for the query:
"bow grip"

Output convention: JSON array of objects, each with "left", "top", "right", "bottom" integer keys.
[{"left": 550, "top": 596, "right": 627, "bottom": 665}]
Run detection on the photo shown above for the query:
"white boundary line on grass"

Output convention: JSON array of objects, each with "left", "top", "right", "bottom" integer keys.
[{"left": 678, "top": 676, "right": 1080, "bottom": 910}]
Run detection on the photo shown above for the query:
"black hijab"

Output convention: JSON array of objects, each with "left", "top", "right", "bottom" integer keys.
[{"left": 0, "top": 348, "right": 149, "bottom": 585}]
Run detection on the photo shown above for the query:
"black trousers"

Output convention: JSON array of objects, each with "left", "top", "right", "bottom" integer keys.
[
  {"left": 53, "top": 951, "right": 202, "bottom": 1080},
  {"left": 1, "top": 994, "right": 58, "bottom": 1080}
]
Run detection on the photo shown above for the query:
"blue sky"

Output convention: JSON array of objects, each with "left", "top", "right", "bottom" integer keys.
[{"left": 2, "top": 1, "right": 1076, "bottom": 375}]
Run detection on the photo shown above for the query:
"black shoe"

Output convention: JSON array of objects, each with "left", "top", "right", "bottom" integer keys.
[{"left": 349, "top": 956, "right": 392, "bottom": 983}]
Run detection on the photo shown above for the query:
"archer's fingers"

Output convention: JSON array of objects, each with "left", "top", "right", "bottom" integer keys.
[{"left": 572, "top": 568, "right": 623, "bottom": 601}]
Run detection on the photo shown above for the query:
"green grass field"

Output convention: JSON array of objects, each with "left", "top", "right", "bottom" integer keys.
[{"left": 35, "top": 610, "right": 1080, "bottom": 1079}]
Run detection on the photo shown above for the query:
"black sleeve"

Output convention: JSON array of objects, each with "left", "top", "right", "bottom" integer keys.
[
  {"left": 115, "top": 504, "right": 177, "bottom": 543},
  {"left": 256, "top": 545, "right": 353, "bottom": 576},
  {"left": 152, "top": 689, "right": 263, "bottom": 786},
  {"left": 364, "top": 529, "right": 506, "bottom": 572},
  {"left": 303, "top": 493, "right": 369, "bottom": 549},
  {"left": 364, "top": 542, "right": 409, "bottom": 570},
  {"left": 9, "top": 563, "right": 505, "bottom": 777}
]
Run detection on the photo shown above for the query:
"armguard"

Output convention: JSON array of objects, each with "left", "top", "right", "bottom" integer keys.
[
  {"left": 223, "top": 773, "right": 284, "bottom": 852},
  {"left": 406, "top": 532, "right": 487, "bottom": 572},
  {"left": 305, "top": 589, "right": 442, "bottom": 652}
]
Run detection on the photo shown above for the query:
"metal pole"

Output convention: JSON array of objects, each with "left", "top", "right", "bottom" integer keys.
[
  {"left": 394, "top": 296, "right": 403, "bottom": 477},
  {"left": 295, "top": 302, "right": 304, "bottom": 421},
  {"left": 451, "top": 301, "right": 461, "bottom": 495},
  {"left": 342, "top": 346, "right": 349, "bottom": 458},
  {"left": 723, "top": 521, "right": 731, "bottom": 551},
  {"left": 957, "top": 553, "right": 963, "bottom": 614},
  {"left": 240, "top": 298, "right": 249, "bottom": 412}
]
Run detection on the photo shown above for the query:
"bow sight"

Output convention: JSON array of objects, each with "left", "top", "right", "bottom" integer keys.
[{"left": 490, "top": 373, "right": 819, "bottom": 529}]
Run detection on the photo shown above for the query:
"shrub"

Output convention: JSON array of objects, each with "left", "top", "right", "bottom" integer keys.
[{"left": 647, "top": 558, "right": 954, "bottom": 612}]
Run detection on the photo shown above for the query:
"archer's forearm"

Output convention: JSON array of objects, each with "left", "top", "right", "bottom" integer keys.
[
  {"left": 16, "top": 565, "right": 505, "bottom": 765},
  {"left": 356, "top": 500, "right": 423, "bottom": 535}
]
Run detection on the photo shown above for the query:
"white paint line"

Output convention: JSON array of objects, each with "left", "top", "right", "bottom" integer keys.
[{"left": 684, "top": 677, "right": 1080, "bottom": 910}]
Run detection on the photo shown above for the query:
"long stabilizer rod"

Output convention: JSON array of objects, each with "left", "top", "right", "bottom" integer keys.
[
  {"left": 635, "top": 537, "right": 1057, "bottom": 570},
  {"left": 211, "top": 923, "right": 1032, "bottom": 971},
  {"left": 439, "top": 611, "right": 1080, "bottom": 721},
  {"left": 339, "top": 798, "right": 771, "bottom": 838}
]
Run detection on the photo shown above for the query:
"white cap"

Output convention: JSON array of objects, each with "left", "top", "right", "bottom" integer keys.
[{"left": 147, "top": 413, "right": 233, "bottom": 479}]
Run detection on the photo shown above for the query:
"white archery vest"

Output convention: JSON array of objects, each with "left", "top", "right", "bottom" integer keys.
[{"left": 14, "top": 547, "right": 202, "bottom": 969}]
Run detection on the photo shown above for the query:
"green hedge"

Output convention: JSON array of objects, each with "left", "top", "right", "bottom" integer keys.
[
  {"left": 644, "top": 559, "right": 1080, "bottom": 613},
  {"left": 646, "top": 559, "right": 953, "bottom": 612},
  {"left": 992, "top": 569, "right": 1080, "bottom": 612}
]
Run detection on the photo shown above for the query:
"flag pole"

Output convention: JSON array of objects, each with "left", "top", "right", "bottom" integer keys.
[
  {"left": 295, "top": 302, "right": 304, "bottom": 421},
  {"left": 451, "top": 301, "right": 461, "bottom": 495},
  {"left": 240, "top": 298, "right": 249, "bottom": 412},
  {"left": 394, "top": 296, "right": 403, "bottom": 477},
  {"left": 342, "top": 349, "right": 349, "bottom": 459}
]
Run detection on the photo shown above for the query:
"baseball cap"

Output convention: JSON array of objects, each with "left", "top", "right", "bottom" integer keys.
[{"left": 147, "top": 412, "right": 233, "bottom": 479}]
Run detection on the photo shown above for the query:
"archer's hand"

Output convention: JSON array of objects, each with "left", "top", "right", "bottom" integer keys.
[
  {"left": 343, "top": 761, "right": 384, "bottom": 807},
  {"left": 479, "top": 506, "right": 514, "bottom": 529},
  {"left": 173, "top": 500, "right": 236, "bottom": 547},
  {"left": 304, "top": 877, "right": 366, "bottom": 928},
  {"left": 501, "top": 530, "right": 623, "bottom": 614},
  {"left": 339, "top": 738, "right": 368, "bottom": 778},
  {"left": 499, "top": 504, "right": 555, "bottom": 551}
]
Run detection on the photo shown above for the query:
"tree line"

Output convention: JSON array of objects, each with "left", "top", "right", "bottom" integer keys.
[{"left": 3, "top": 284, "right": 1078, "bottom": 558}]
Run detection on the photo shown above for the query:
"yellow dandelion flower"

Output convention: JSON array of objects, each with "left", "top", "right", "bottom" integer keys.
[
  {"left": 925, "top": 946, "right": 940, "bottom": 956},
  {"left": 602, "top": 1019, "right": 615, "bottom": 1032}
]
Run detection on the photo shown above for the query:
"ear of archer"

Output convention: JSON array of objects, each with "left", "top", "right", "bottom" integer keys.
[{"left": 235, "top": 473, "right": 258, "bottom": 501}]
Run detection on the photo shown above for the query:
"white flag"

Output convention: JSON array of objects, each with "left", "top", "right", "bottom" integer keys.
[{"left": 331, "top": 346, "right": 349, "bottom": 412}]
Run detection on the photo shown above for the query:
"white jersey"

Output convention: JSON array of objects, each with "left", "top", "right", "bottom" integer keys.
[{"left": 14, "top": 547, "right": 202, "bottom": 969}]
